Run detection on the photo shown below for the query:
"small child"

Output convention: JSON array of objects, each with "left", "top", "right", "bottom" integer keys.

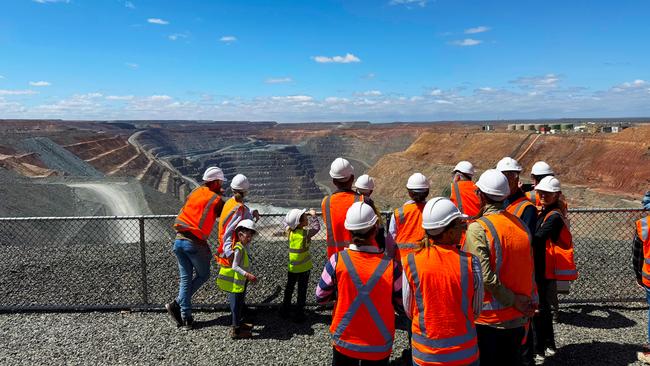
[
  {"left": 216, "top": 219, "right": 258, "bottom": 339},
  {"left": 280, "top": 208, "right": 320, "bottom": 322}
]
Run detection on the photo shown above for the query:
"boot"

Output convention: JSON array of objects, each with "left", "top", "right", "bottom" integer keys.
[
  {"left": 231, "top": 326, "right": 252, "bottom": 339},
  {"left": 165, "top": 300, "right": 183, "bottom": 327}
]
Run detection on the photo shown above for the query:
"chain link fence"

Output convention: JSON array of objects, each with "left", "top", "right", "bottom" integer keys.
[{"left": 0, "top": 208, "right": 647, "bottom": 311}]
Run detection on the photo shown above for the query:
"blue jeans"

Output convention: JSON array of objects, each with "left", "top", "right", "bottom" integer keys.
[
  {"left": 646, "top": 287, "right": 650, "bottom": 344},
  {"left": 229, "top": 290, "right": 246, "bottom": 326},
  {"left": 173, "top": 239, "right": 211, "bottom": 319}
]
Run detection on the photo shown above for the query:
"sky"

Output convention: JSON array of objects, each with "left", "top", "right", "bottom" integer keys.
[{"left": 1, "top": 0, "right": 650, "bottom": 122}]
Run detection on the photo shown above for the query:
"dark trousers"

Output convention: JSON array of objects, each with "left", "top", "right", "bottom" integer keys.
[
  {"left": 229, "top": 291, "right": 246, "bottom": 327},
  {"left": 534, "top": 279, "right": 556, "bottom": 354},
  {"left": 282, "top": 270, "right": 310, "bottom": 311},
  {"left": 332, "top": 348, "right": 389, "bottom": 366},
  {"left": 476, "top": 324, "right": 525, "bottom": 366}
]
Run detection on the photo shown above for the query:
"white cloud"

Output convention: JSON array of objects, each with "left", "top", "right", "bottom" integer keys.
[
  {"left": 33, "top": 0, "right": 69, "bottom": 3},
  {"left": 358, "top": 90, "right": 382, "bottom": 96},
  {"left": 511, "top": 74, "right": 561, "bottom": 89},
  {"left": 106, "top": 95, "right": 134, "bottom": 101},
  {"left": 220, "top": 36, "right": 237, "bottom": 43},
  {"left": 313, "top": 53, "right": 361, "bottom": 64},
  {"left": 125, "top": 62, "right": 139, "bottom": 69},
  {"left": 430, "top": 89, "right": 442, "bottom": 96},
  {"left": 362, "top": 73, "right": 376, "bottom": 79},
  {"left": 148, "top": 95, "right": 172, "bottom": 101},
  {"left": 125, "top": 1, "right": 135, "bottom": 9},
  {"left": 265, "top": 77, "right": 293, "bottom": 84},
  {"left": 465, "top": 26, "right": 491, "bottom": 34},
  {"left": 451, "top": 39, "right": 482, "bottom": 47},
  {"left": 147, "top": 18, "right": 169, "bottom": 25},
  {"left": 0, "top": 75, "right": 5, "bottom": 79},
  {"left": 168, "top": 33, "right": 188, "bottom": 41},
  {"left": 325, "top": 97, "right": 350, "bottom": 103},
  {"left": 0, "top": 89, "right": 38, "bottom": 95},
  {"left": 271, "top": 95, "right": 313, "bottom": 102},
  {"left": 29, "top": 81, "right": 51, "bottom": 87},
  {"left": 434, "top": 100, "right": 453, "bottom": 104},
  {"left": 389, "top": 0, "right": 430, "bottom": 7}
]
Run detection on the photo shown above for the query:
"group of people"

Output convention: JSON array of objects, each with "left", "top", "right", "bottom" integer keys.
[{"left": 165, "top": 155, "right": 580, "bottom": 366}]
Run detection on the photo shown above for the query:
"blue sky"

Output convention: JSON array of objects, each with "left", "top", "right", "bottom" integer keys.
[{"left": 1, "top": 0, "right": 649, "bottom": 122}]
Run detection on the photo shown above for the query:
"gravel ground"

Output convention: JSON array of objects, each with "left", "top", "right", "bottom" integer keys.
[{"left": 0, "top": 303, "right": 648, "bottom": 366}]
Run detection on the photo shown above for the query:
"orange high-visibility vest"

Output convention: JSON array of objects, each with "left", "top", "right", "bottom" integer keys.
[
  {"left": 475, "top": 212, "right": 535, "bottom": 325},
  {"left": 393, "top": 202, "right": 426, "bottom": 259},
  {"left": 450, "top": 181, "right": 481, "bottom": 218},
  {"left": 542, "top": 209, "right": 578, "bottom": 281},
  {"left": 216, "top": 197, "right": 245, "bottom": 266},
  {"left": 403, "top": 247, "right": 479, "bottom": 366},
  {"left": 506, "top": 196, "right": 535, "bottom": 219},
  {"left": 330, "top": 250, "right": 395, "bottom": 361},
  {"left": 173, "top": 186, "right": 222, "bottom": 242},
  {"left": 637, "top": 216, "right": 650, "bottom": 287},
  {"left": 322, "top": 192, "right": 364, "bottom": 258},
  {"left": 525, "top": 190, "right": 542, "bottom": 211}
]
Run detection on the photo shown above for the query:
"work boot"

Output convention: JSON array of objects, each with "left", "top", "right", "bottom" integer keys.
[
  {"left": 240, "top": 322, "right": 254, "bottom": 331},
  {"left": 181, "top": 316, "right": 194, "bottom": 331},
  {"left": 165, "top": 300, "right": 182, "bottom": 327},
  {"left": 231, "top": 326, "right": 252, "bottom": 339}
]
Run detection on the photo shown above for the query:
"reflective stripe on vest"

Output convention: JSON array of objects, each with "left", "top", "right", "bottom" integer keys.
[
  {"left": 507, "top": 197, "right": 534, "bottom": 219},
  {"left": 544, "top": 210, "right": 578, "bottom": 281},
  {"left": 331, "top": 251, "right": 393, "bottom": 354},
  {"left": 642, "top": 217, "right": 649, "bottom": 242},
  {"left": 452, "top": 182, "right": 463, "bottom": 212},
  {"left": 289, "top": 229, "right": 313, "bottom": 273},
  {"left": 216, "top": 243, "right": 249, "bottom": 293},
  {"left": 323, "top": 193, "right": 362, "bottom": 251},
  {"left": 394, "top": 203, "right": 425, "bottom": 254},
  {"left": 217, "top": 198, "right": 242, "bottom": 254}
]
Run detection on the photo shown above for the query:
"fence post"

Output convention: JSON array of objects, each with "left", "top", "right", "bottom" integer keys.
[{"left": 139, "top": 216, "right": 149, "bottom": 306}]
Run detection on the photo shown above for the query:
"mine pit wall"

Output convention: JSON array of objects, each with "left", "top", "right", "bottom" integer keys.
[
  {"left": 369, "top": 127, "right": 650, "bottom": 209},
  {"left": 175, "top": 145, "right": 324, "bottom": 207}
]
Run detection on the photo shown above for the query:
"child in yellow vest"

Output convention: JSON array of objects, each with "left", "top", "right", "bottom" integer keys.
[
  {"left": 216, "top": 219, "right": 258, "bottom": 339},
  {"left": 280, "top": 208, "right": 320, "bottom": 322}
]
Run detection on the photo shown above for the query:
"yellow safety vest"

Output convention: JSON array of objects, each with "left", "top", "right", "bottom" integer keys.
[
  {"left": 216, "top": 243, "right": 249, "bottom": 293},
  {"left": 288, "top": 228, "right": 313, "bottom": 273}
]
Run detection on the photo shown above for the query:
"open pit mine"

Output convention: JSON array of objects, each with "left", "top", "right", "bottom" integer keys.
[{"left": 0, "top": 119, "right": 648, "bottom": 217}]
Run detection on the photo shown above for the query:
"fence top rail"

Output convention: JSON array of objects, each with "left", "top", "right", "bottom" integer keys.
[{"left": 0, "top": 208, "right": 646, "bottom": 221}]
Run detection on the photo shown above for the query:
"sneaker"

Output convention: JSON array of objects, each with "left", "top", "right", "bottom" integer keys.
[
  {"left": 534, "top": 354, "right": 545, "bottom": 365},
  {"left": 231, "top": 326, "right": 252, "bottom": 339},
  {"left": 165, "top": 301, "right": 182, "bottom": 327},
  {"left": 639, "top": 351, "right": 650, "bottom": 364},
  {"left": 544, "top": 347, "right": 556, "bottom": 357},
  {"left": 181, "top": 316, "right": 194, "bottom": 331}
]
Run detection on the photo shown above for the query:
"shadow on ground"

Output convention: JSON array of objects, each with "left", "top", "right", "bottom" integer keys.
[
  {"left": 558, "top": 304, "right": 638, "bottom": 329},
  {"left": 545, "top": 341, "right": 641, "bottom": 365}
]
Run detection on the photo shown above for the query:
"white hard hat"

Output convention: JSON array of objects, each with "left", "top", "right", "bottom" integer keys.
[
  {"left": 535, "top": 176, "right": 561, "bottom": 192},
  {"left": 475, "top": 169, "right": 510, "bottom": 201},
  {"left": 284, "top": 208, "right": 307, "bottom": 230},
  {"left": 496, "top": 157, "right": 523, "bottom": 172},
  {"left": 422, "top": 197, "right": 468, "bottom": 233},
  {"left": 531, "top": 161, "right": 554, "bottom": 176},
  {"left": 236, "top": 219, "right": 257, "bottom": 232},
  {"left": 453, "top": 161, "right": 475, "bottom": 176},
  {"left": 202, "top": 166, "right": 226, "bottom": 182},
  {"left": 355, "top": 174, "right": 375, "bottom": 191},
  {"left": 230, "top": 174, "right": 250, "bottom": 191},
  {"left": 406, "top": 172, "right": 430, "bottom": 190},
  {"left": 329, "top": 157, "right": 354, "bottom": 180},
  {"left": 344, "top": 201, "right": 378, "bottom": 232}
]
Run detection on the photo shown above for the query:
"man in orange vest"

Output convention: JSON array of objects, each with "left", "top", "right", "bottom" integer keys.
[
  {"left": 167, "top": 166, "right": 226, "bottom": 330},
  {"left": 316, "top": 202, "right": 403, "bottom": 365},
  {"left": 526, "top": 161, "right": 555, "bottom": 210},
  {"left": 389, "top": 172, "right": 430, "bottom": 260},
  {"left": 322, "top": 157, "right": 365, "bottom": 258},
  {"left": 403, "top": 197, "right": 483, "bottom": 366},
  {"left": 463, "top": 169, "right": 536, "bottom": 366},
  {"left": 448, "top": 161, "right": 481, "bottom": 218},
  {"left": 533, "top": 176, "right": 578, "bottom": 363},
  {"left": 633, "top": 191, "right": 650, "bottom": 364},
  {"left": 497, "top": 157, "right": 537, "bottom": 236}
]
